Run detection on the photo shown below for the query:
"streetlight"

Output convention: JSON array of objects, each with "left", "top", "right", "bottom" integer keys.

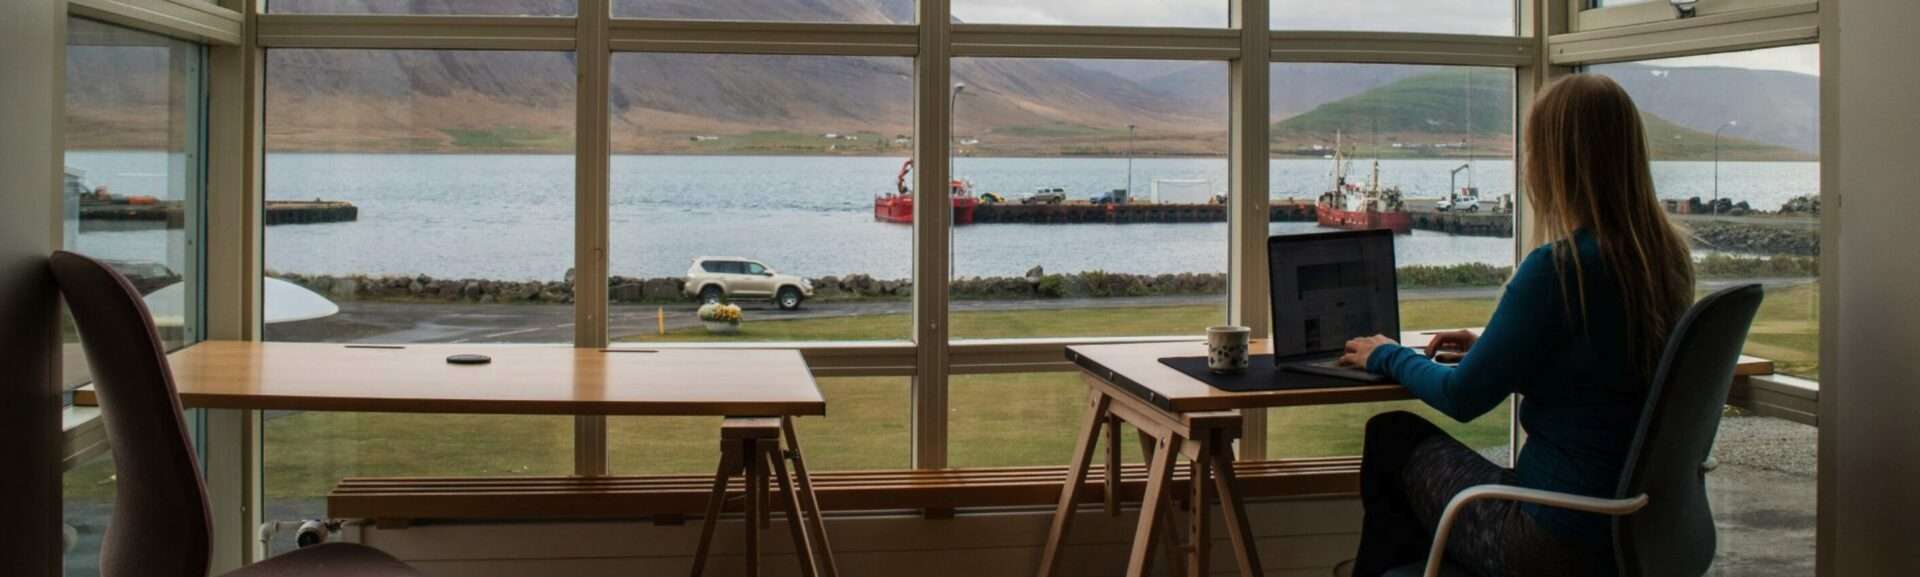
[
  {"left": 1712, "top": 120, "right": 1737, "bottom": 215},
  {"left": 949, "top": 83, "right": 964, "bottom": 280},
  {"left": 1126, "top": 124, "right": 1136, "bottom": 197},
  {"left": 950, "top": 83, "right": 965, "bottom": 180}
]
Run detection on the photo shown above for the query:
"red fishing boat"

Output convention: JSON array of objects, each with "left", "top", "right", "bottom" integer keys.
[
  {"left": 875, "top": 159, "right": 979, "bottom": 225},
  {"left": 1316, "top": 133, "right": 1412, "bottom": 234}
]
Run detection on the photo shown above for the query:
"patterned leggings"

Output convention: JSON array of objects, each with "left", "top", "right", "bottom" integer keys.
[{"left": 1351, "top": 411, "right": 1612, "bottom": 577}]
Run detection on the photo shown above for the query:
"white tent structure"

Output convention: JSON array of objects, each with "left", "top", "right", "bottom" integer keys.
[{"left": 142, "top": 277, "right": 339, "bottom": 327}]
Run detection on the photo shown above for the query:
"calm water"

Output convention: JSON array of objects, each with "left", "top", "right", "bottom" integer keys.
[{"left": 64, "top": 151, "right": 1820, "bottom": 281}]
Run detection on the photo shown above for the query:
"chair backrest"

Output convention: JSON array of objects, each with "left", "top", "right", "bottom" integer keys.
[
  {"left": 1612, "top": 283, "right": 1764, "bottom": 577},
  {"left": 49, "top": 251, "right": 211, "bottom": 577}
]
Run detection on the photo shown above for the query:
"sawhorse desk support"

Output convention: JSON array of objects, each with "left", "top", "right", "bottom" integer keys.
[
  {"left": 1037, "top": 373, "right": 1264, "bottom": 577},
  {"left": 691, "top": 416, "right": 839, "bottom": 577}
]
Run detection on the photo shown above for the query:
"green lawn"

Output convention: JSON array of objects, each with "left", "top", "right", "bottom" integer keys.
[{"left": 63, "top": 285, "right": 1819, "bottom": 501}]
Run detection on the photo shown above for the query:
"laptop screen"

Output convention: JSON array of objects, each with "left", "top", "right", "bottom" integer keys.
[{"left": 1266, "top": 230, "right": 1400, "bottom": 359}]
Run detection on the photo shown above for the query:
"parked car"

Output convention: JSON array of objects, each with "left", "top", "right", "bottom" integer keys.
[
  {"left": 684, "top": 257, "right": 814, "bottom": 310},
  {"left": 1090, "top": 188, "right": 1130, "bottom": 205},
  {"left": 1023, "top": 187, "right": 1067, "bottom": 205}
]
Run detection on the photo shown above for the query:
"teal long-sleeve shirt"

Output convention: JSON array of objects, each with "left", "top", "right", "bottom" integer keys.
[{"left": 1366, "top": 230, "right": 1651, "bottom": 546}]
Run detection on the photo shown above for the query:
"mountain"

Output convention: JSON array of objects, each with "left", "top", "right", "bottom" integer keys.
[
  {"left": 63, "top": 0, "right": 1820, "bottom": 158},
  {"left": 1594, "top": 63, "right": 1819, "bottom": 154},
  {"left": 1270, "top": 69, "right": 1516, "bottom": 157},
  {"left": 1268, "top": 70, "right": 1809, "bottom": 161}
]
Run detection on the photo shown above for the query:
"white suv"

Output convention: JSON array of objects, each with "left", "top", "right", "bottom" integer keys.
[{"left": 684, "top": 257, "right": 814, "bottom": 310}]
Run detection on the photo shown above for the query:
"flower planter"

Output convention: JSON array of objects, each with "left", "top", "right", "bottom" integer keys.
[{"left": 704, "top": 320, "right": 740, "bottom": 335}]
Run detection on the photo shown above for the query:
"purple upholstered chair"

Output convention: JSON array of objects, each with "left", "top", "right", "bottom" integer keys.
[{"left": 50, "top": 250, "right": 420, "bottom": 577}]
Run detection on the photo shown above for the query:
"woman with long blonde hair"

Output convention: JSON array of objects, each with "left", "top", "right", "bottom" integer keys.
[{"left": 1337, "top": 74, "right": 1696, "bottom": 577}]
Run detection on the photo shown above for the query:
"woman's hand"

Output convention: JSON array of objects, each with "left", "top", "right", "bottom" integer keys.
[
  {"left": 1424, "top": 330, "right": 1478, "bottom": 364},
  {"left": 1339, "top": 335, "right": 1398, "bottom": 368}
]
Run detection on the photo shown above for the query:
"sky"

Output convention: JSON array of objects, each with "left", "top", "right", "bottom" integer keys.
[
  {"left": 947, "top": 0, "right": 1819, "bottom": 77},
  {"left": 1642, "top": 44, "right": 1820, "bottom": 77}
]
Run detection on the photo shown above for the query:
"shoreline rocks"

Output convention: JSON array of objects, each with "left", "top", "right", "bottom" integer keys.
[{"left": 266, "top": 252, "right": 1816, "bottom": 307}]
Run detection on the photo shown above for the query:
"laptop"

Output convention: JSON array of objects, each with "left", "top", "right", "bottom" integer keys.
[{"left": 1266, "top": 229, "right": 1400, "bottom": 383}]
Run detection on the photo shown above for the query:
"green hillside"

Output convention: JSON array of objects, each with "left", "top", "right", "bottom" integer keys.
[
  {"left": 1270, "top": 70, "right": 1811, "bottom": 161},
  {"left": 1639, "top": 112, "right": 1814, "bottom": 161},
  {"left": 1274, "top": 70, "right": 1515, "bottom": 138}
]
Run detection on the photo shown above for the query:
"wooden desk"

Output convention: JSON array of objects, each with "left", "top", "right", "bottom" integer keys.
[
  {"left": 161, "top": 341, "right": 836, "bottom": 577},
  {"left": 1036, "top": 336, "right": 1776, "bottom": 577}
]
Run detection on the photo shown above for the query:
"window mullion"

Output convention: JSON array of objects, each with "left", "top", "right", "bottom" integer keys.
[
  {"left": 573, "top": 0, "right": 611, "bottom": 477},
  {"left": 1229, "top": 0, "right": 1271, "bottom": 461},
  {"left": 913, "top": 0, "right": 952, "bottom": 470}
]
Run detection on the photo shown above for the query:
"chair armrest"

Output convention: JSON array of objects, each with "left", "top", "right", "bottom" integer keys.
[{"left": 1422, "top": 485, "right": 1649, "bottom": 577}]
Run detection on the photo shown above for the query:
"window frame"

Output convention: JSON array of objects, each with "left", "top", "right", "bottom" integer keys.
[
  {"left": 233, "top": 0, "right": 1547, "bottom": 474},
  {"left": 139, "top": 0, "right": 1843, "bottom": 559},
  {"left": 1569, "top": 0, "right": 1814, "bottom": 33},
  {"left": 116, "top": 0, "right": 1837, "bottom": 565}
]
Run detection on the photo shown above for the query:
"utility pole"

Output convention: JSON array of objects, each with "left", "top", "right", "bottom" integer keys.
[
  {"left": 1713, "top": 120, "right": 1737, "bottom": 215},
  {"left": 1126, "top": 123, "right": 1136, "bottom": 197}
]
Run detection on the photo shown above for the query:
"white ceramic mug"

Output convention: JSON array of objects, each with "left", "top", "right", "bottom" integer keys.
[{"left": 1206, "top": 325, "right": 1252, "bottom": 374}]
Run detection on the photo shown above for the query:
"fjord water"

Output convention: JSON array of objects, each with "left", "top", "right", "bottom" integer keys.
[{"left": 63, "top": 151, "right": 1819, "bottom": 281}]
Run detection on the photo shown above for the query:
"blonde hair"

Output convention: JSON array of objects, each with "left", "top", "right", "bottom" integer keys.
[{"left": 1523, "top": 74, "right": 1696, "bottom": 380}]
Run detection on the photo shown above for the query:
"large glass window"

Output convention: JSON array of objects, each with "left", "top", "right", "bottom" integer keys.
[
  {"left": 259, "top": 49, "right": 577, "bottom": 551},
  {"left": 1590, "top": 43, "right": 1819, "bottom": 576},
  {"left": 266, "top": 0, "right": 576, "bottom": 16},
  {"left": 1272, "top": 0, "right": 1514, "bottom": 35},
  {"left": 1266, "top": 63, "right": 1518, "bottom": 458},
  {"left": 949, "top": 58, "right": 1231, "bottom": 341},
  {"left": 608, "top": 377, "right": 911, "bottom": 474},
  {"left": 953, "top": 0, "right": 1225, "bottom": 28},
  {"left": 949, "top": 372, "right": 1147, "bottom": 468},
  {"left": 615, "top": 0, "right": 910, "bottom": 23},
  {"left": 1588, "top": 44, "right": 1821, "bottom": 379},
  {"left": 62, "top": 17, "right": 205, "bottom": 388},
  {"left": 602, "top": 53, "right": 913, "bottom": 473},
  {"left": 606, "top": 53, "right": 913, "bottom": 345},
  {"left": 61, "top": 17, "right": 206, "bottom": 576},
  {"left": 262, "top": 49, "right": 576, "bottom": 345}
]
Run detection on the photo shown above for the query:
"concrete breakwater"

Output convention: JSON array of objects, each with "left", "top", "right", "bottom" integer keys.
[
  {"left": 971, "top": 200, "right": 1517, "bottom": 238},
  {"left": 80, "top": 200, "right": 357, "bottom": 228}
]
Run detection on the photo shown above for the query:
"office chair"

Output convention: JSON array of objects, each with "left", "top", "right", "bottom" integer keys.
[
  {"left": 1387, "top": 283, "right": 1765, "bottom": 577},
  {"left": 50, "top": 251, "right": 420, "bottom": 577}
]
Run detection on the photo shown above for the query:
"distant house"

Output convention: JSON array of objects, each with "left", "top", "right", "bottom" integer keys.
[
  {"left": 689, "top": 135, "right": 721, "bottom": 142},
  {"left": 959, "top": 138, "right": 980, "bottom": 146},
  {"left": 823, "top": 133, "right": 841, "bottom": 139},
  {"left": 893, "top": 137, "right": 912, "bottom": 145}
]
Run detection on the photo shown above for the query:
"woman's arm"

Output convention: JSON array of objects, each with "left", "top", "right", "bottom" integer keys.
[{"left": 1366, "top": 247, "right": 1569, "bottom": 422}]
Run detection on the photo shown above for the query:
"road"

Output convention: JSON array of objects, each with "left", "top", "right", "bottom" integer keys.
[{"left": 262, "top": 277, "right": 1812, "bottom": 345}]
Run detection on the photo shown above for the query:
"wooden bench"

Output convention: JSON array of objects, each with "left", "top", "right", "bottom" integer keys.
[{"left": 327, "top": 457, "right": 1363, "bottom": 524}]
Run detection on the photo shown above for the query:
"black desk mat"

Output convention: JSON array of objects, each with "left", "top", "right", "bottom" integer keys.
[{"left": 1158, "top": 355, "right": 1372, "bottom": 392}]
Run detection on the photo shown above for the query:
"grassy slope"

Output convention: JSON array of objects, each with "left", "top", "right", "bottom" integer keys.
[
  {"left": 63, "top": 285, "right": 1818, "bottom": 499},
  {"left": 1269, "top": 70, "right": 1811, "bottom": 162}
]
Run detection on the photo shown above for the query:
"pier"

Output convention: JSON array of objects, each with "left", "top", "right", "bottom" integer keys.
[
  {"left": 79, "top": 200, "right": 358, "bottom": 228},
  {"left": 970, "top": 199, "right": 1515, "bottom": 237}
]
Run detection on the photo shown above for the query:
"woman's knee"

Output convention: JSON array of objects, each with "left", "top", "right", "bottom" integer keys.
[{"left": 1366, "top": 410, "right": 1436, "bottom": 441}]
